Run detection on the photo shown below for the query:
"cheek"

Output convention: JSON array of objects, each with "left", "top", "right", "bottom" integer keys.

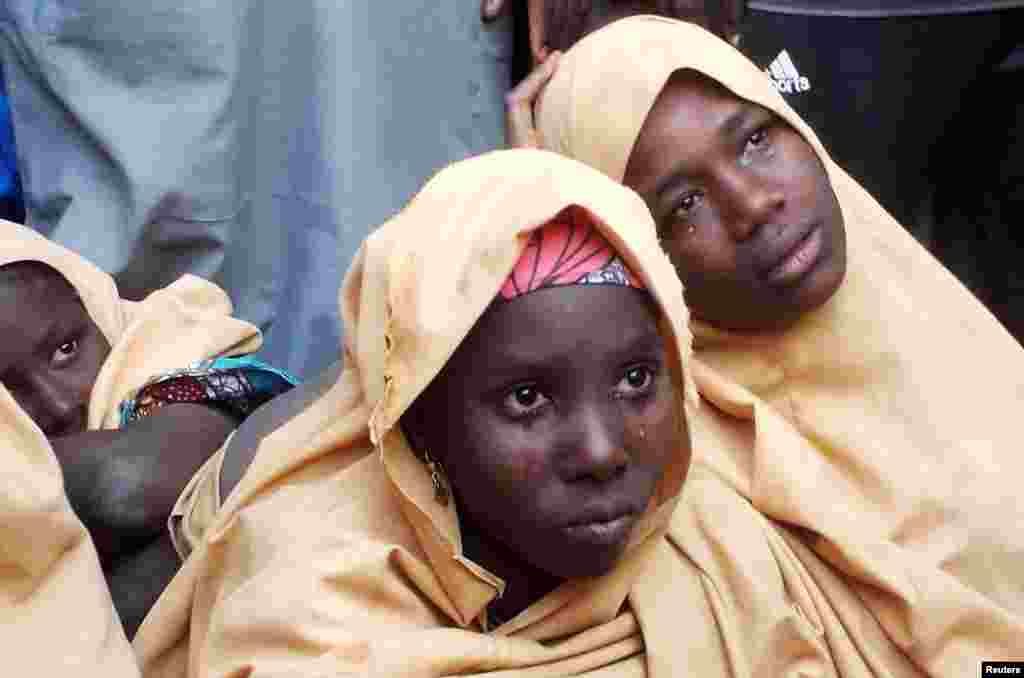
[
  {"left": 778, "top": 139, "right": 831, "bottom": 210},
  {"left": 456, "top": 410, "right": 554, "bottom": 497},
  {"left": 782, "top": 149, "right": 845, "bottom": 265},
  {"left": 489, "top": 445, "right": 548, "bottom": 487},
  {"left": 625, "top": 387, "right": 678, "bottom": 470},
  {"left": 665, "top": 229, "right": 735, "bottom": 284},
  {"left": 80, "top": 339, "right": 110, "bottom": 397}
]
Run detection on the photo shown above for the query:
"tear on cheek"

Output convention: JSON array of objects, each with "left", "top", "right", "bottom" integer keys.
[
  {"left": 624, "top": 416, "right": 649, "bottom": 448},
  {"left": 626, "top": 399, "right": 677, "bottom": 456}
]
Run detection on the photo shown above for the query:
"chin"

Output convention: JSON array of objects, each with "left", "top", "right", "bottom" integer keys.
[{"left": 542, "top": 544, "right": 626, "bottom": 580}]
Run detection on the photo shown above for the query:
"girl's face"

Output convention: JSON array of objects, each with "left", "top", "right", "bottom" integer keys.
[
  {"left": 407, "top": 284, "right": 686, "bottom": 580},
  {"left": 624, "top": 71, "right": 847, "bottom": 332},
  {"left": 0, "top": 264, "right": 111, "bottom": 436}
]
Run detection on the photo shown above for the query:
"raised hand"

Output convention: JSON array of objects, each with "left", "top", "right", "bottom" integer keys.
[{"left": 505, "top": 51, "right": 561, "bottom": 148}]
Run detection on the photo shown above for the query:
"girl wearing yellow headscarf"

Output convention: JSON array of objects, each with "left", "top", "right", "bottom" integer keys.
[
  {"left": 134, "top": 148, "right": 723, "bottom": 676},
  {"left": 521, "top": 13, "right": 1024, "bottom": 673},
  {"left": 0, "top": 223, "right": 296, "bottom": 639}
]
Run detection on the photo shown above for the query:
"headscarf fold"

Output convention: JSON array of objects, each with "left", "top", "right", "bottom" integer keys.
[
  {"left": 134, "top": 149, "right": 703, "bottom": 677},
  {"left": 0, "top": 221, "right": 264, "bottom": 674},
  {"left": 537, "top": 15, "right": 1024, "bottom": 673}
]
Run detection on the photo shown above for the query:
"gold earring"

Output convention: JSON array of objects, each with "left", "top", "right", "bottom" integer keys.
[{"left": 422, "top": 449, "right": 450, "bottom": 506}]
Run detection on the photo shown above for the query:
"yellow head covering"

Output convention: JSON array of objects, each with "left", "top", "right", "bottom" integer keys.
[
  {"left": 0, "top": 223, "right": 263, "bottom": 429},
  {"left": 0, "top": 221, "right": 262, "bottom": 675},
  {"left": 537, "top": 15, "right": 1024, "bottom": 673},
  {"left": 135, "top": 149, "right": 705, "bottom": 677}
]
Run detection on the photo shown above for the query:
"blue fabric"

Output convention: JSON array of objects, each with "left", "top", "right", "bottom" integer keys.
[
  {"left": 202, "top": 356, "right": 299, "bottom": 393},
  {"left": 0, "top": 65, "right": 22, "bottom": 206},
  {"left": 118, "top": 355, "right": 299, "bottom": 427}
]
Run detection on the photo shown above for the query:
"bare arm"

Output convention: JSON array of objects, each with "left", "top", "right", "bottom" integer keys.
[
  {"left": 50, "top": 403, "right": 238, "bottom": 563},
  {"left": 106, "top": 533, "right": 180, "bottom": 639}
]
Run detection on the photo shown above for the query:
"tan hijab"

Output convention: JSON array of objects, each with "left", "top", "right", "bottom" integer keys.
[
  {"left": 134, "top": 149, "right": 708, "bottom": 677},
  {"left": 0, "top": 222, "right": 261, "bottom": 674},
  {"left": 538, "top": 15, "right": 1024, "bottom": 673},
  {"left": 1, "top": 223, "right": 263, "bottom": 429}
]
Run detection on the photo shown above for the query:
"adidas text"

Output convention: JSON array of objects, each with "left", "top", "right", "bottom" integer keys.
[
  {"left": 765, "top": 50, "right": 812, "bottom": 94},
  {"left": 767, "top": 76, "right": 811, "bottom": 94}
]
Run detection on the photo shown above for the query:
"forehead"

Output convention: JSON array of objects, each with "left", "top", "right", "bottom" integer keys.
[
  {"left": 645, "top": 71, "right": 752, "bottom": 141},
  {"left": 626, "top": 71, "right": 780, "bottom": 192},
  {"left": 0, "top": 263, "right": 83, "bottom": 327},
  {"left": 442, "top": 285, "right": 663, "bottom": 381},
  {"left": 0, "top": 260, "right": 77, "bottom": 293}
]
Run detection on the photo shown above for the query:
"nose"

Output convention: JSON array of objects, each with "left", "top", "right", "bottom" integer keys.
[
  {"left": 24, "top": 371, "right": 86, "bottom": 437},
  {"left": 561, "top": 402, "right": 628, "bottom": 484},
  {"left": 715, "top": 164, "right": 785, "bottom": 241}
]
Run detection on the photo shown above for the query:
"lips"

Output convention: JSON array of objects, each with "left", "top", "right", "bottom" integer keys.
[
  {"left": 565, "top": 503, "right": 636, "bottom": 528},
  {"left": 754, "top": 221, "right": 824, "bottom": 285},
  {"left": 563, "top": 514, "right": 637, "bottom": 546},
  {"left": 562, "top": 504, "right": 640, "bottom": 547}
]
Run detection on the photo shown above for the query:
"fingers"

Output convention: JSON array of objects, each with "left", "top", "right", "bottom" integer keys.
[
  {"left": 505, "top": 51, "right": 562, "bottom": 148},
  {"left": 481, "top": 0, "right": 509, "bottom": 22},
  {"left": 655, "top": 0, "right": 707, "bottom": 27},
  {"left": 654, "top": 0, "right": 739, "bottom": 41},
  {"left": 724, "top": 0, "right": 746, "bottom": 41},
  {"left": 528, "top": 0, "right": 550, "bottom": 64},
  {"left": 544, "top": 0, "right": 591, "bottom": 53},
  {"left": 544, "top": 1, "right": 568, "bottom": 54}
]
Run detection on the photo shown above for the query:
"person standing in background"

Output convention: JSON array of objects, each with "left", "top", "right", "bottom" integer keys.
[{"left": 0, "top": 1, "right": 513, "bottom": 380}]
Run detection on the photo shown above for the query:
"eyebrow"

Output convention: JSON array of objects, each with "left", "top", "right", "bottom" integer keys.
[
  {"left": 36, "top": 303, "right": 88, "bottom": 356},
  {"left": 652, "top": 104, "right": 761, "bottom": 200},
  {"left": 35, "top": 318, "right": 66, "bottom": 356},
  {"left": 481, "top": 325, "right": 665, "bottom": 384}
]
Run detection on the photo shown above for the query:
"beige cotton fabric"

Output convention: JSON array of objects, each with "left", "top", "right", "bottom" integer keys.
[
  {"left": 0, "top": 374, "right": 140, "bottom": 674},
  {"left": 168, "top": 438, "right": 230, "bottom": 561},
  {"left": 0, "top": 221, "right": 263, "bottom": 674},
  {"left": 133, "top": 148, "right": 711, "bottom": 677},
  {"left": 537, "top": 15, "right": 1024, "bottom": 674}
]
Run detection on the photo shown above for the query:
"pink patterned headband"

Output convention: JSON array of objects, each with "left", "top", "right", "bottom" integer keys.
[{"left": 498, "top": 206, "right": 645, "bottom": 302}]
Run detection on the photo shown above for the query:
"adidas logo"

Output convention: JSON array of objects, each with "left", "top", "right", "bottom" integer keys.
[{"left": 765, "top": 50, "right": 811, "bottom": 94}]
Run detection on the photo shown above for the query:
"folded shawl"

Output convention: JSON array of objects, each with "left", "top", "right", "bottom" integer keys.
[{"left": 537, "top": 15, "right": 1024, "bottom": 674}]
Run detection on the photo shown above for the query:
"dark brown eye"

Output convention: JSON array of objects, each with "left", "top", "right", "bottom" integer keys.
[
  {"left": 503, "top": 384, "right": 551, "bottom": 419},
  {"left": 747, "top": 128, "right": 769, "bottom": 147},
  {"left": 670, "top": 192, "right": 701, "bottom": 229},
  {"left": 514, "top": 386, "right": 539, "bottom": 407},
  {"left": 740, "top": 126, "right": 775, "bottom": 167},
  {"left": 51, "top": 338, "right": 80, "bottom": 366},
  {"left": 615, "top": 366, "right": 654, "bottom": 399}
]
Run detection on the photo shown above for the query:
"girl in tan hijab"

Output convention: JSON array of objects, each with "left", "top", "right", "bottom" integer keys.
[
  {"left": 517, "top": 13, "right": 1024, "bottom": 672},
  {"left": 134, "top": 148, "right": 721, "bottom": 676},
  {"left": 0, "top": 223, "right": 296, "bottom": 636}
]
